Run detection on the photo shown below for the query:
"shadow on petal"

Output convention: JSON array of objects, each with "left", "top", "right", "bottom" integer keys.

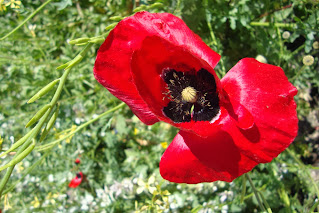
[{"left": 181, "top": 130, "right": 241, "bottom": 178}]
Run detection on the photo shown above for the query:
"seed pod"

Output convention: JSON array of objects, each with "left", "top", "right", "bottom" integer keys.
[
  {"left": 25, "top": 104, "right": 51, "bottom": 128},
  {"left": 28, "top": 79, "right": 60, "bottom": 103},
  {"left": 0, "top": 140, "right": 36, "bottom": 172},
  {"left": 68, "top": 37, "right": 90, "bottom": 45},
  {"left": 39, "top": 105, "right": 59, "bottom": 142}
]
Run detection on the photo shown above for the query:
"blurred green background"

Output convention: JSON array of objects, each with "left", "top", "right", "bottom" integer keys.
[{"left": 0, "top": 0, "right": 318, "bottom": 212}]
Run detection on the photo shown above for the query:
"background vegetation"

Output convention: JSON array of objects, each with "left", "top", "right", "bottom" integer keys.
[{"left": 0, "top": 0, "right": 318, "bottom": 212}]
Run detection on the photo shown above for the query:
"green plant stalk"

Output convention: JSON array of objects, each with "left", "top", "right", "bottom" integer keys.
[
  {"left": 250, "top": 22, "right": 296, "bottom": 28},
  {"left": 245, "top": 174, "right": 267, "bottom": 212},
  {"left": 0, "top": 43, "right": 93, "bottom": 198},
  {"left": 258, "top": 191, "right": 273, "bottom": 213},
  {"left": 0, "top": 0, "right": 52, "bottom": 40},
  {"left": 240, "top": 175, "right": 247, "bottom": 203},
  {"left": 36, "top": 102, "right": 126, "bottom": 151},
  {"left": 276, "top": 27, "right": 283, "bottom": 66}
]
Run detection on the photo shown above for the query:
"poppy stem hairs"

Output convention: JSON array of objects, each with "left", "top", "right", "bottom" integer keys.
[{"left": 94, "top": 12, "right": 298, "bottom": 184}]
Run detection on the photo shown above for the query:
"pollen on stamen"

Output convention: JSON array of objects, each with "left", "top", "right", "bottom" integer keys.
[{"left": 181, "top": 86, "right": 197, "bottom": 103}]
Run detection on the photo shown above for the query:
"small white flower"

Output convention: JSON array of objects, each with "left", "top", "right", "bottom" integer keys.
[
  {"left": 220, "top": 194, "right": 227, "bottom": 203},
  {"left": 255, "top": 55, "right": 267, "bottom": 63},
  {"left": 75, "top": 118, "right": 81, "bottom": 125},
  {"left": 282, "top": 31, "right": 291, "bottom": 39}
]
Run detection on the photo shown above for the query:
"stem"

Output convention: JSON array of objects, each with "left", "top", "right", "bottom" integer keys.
[
  {"left": 240, "top": 175, "right": 247, "bottom": 203},
  {"left": 250, "top": 22, "right": 296, "bottom": 28},
  {"left": 246, "top": 174, "right": 267, "bottom": 212},
  {"left": 276, "top": 27, "right": 283, "bottom": 66},
  {"left": 36, "top": 102, "right": 126, "bottom": 151},
  {"left": 0, "top": 0, "right": 52, "bottom": 40}
]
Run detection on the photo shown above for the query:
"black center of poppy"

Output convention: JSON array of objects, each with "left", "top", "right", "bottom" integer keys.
[
  {"left": 76, "top": 173, "right": 82, "bottom": 179},
  {"left": 162, "top": 68, "right": 220, "bottom": 123}
]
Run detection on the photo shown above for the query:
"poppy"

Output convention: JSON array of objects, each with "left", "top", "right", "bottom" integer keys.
[
  {"left": 75, "top": 158, "right": 81, "bottom": 164},
  {"left": 68, "top": 172, "right": 83, "bottom": 188},
  {"left": 94, "top": 12, "right": 298, "bottom": 183}
]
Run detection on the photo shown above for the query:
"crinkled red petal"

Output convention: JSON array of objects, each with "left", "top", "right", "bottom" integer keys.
[
  {"left": 68, "top": 176, "right": 83, "bottom": 188},
  {"left": 160, "top": 131, "right": 259, "bottom": 183},
  {"left": 94, "top": 11, "right": 220, "bottom": 125},
  {"left": 221, "top": 58, "right": 298, "bottom": 162}
]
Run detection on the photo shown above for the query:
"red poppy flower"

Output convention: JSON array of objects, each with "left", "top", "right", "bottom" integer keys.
[
  {"left": 75, "top": 158, "right": 80, "bottom": 164},
  {"left": 68, "top": 172, "right": 83, "bottom": 188},
  {"left": 93, "top": 12, "right": 298, "bottom": 183}
]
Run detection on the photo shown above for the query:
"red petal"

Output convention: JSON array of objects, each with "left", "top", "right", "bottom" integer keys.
[
  {"left": 94, "top": 12, "right": 220, "bottom": 125},
  {"left": 221, "top": 58, "right": 298, "bottom": 162},
  {"left": 160, "top": 131, "right": 259, "bottom": 183},
  {"left": 68, "top": 172, "right": 83, "bottom": 188}
]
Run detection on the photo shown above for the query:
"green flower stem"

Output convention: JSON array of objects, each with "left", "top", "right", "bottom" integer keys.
[
  {"left": 0, "top": 0, "right": 52, "bottom": 40},
  {"left": 276, "top": 27, "right": 283, "bottom": 66},
  {"left": 245, "top": 174, "right": 267, "bottom": 212},
  {"left": 258, "top": 191, "right": 272, "bottom": 213},
  {"left": 286, "top": 148, "right": 319, "bottom": 198},
  {"left": 36, "top": 102, "right": 126, "bottom": 151},
  {"left": 250, "top": 22, "right": 296, "bottom": 28},
  {"left": 240, "top": 175, "right": 247, "bottom": 203}
]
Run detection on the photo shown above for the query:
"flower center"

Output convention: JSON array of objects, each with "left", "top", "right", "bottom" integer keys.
[
  {"left": 181, "top": 86, "right": 197, "bottom": 103},
  {"left": 162, "top": 68, "right": 220, "bottom": 123}
]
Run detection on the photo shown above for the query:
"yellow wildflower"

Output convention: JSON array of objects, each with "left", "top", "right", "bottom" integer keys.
[
  {"left": 46, "top": 192, "right": 59, "bottom": 205},
  {"left": 31, "top": 196, "right": 40, "bottom": 208},
  {"left": 56, "top": 125, "right": 77, "bottom": 143},
  {"left": 160, "top": 142, "right": 168, "bottom": 149},
  {"left": 5, "top": 0, "right": 21, "bottom": 9},
  {"left": 4, "top": 194, "right": 12, "bottom": 210}
]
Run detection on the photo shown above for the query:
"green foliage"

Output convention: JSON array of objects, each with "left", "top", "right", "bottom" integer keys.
[{"left": 0, "top": 0, "right": 318, "bottom": 212}]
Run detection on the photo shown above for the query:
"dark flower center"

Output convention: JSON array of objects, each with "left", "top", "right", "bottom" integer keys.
[
  {"left": 76, "top": 173, "right": 82, "bottom": 179},
  {"left": 162, "top": 68, "right": 220, "bottom": 123}
]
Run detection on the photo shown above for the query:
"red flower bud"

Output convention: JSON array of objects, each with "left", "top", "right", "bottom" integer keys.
[{"left": 75, "top": 158, "right": 80, "bottom": 164}]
